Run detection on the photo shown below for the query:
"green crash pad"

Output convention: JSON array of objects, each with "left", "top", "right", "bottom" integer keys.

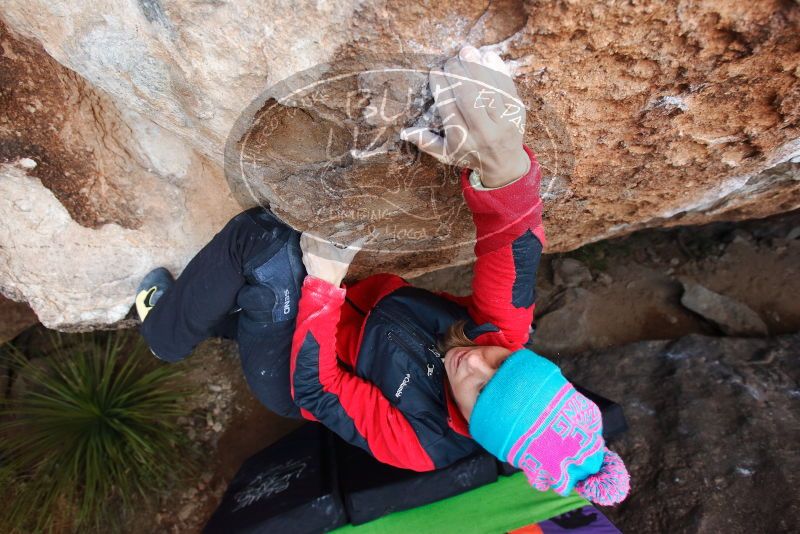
[{"left": 332, "top": 471, "right": 587, "bottom": 534}]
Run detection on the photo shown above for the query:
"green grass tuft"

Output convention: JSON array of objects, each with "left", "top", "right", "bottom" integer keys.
[{"left": 0, "top": 330, "right": 198, "bottom": 533}]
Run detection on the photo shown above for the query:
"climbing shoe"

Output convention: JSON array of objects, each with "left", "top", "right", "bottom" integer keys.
[{"left": 135, "top": 267, "right": 174, "bottom": 322}]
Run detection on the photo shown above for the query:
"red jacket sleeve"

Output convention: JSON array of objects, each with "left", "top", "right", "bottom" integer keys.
[
  {"left": 290, "top": 275, "right": 435, "bottom": 471},
  {"left": 461, "top": 143, "right": 546, "bottom": 349}
]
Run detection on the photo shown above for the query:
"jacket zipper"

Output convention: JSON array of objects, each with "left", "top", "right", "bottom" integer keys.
[
  {"left": 374, "top": 307, "right": 442, "bottom": 359},
  {"left": 386, "top": 331, "right": 443, "bottom": 397},
  {"left": 386, "top": 331, "right": 416, "bottom": 355}
]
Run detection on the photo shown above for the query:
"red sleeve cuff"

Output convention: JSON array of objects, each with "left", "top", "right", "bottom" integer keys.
[
  {"left": 460, "top": 143, "right": 545, "bottom": 256},
  {"left": 303, "top": 275, "right": 346, "bottom": 301}
]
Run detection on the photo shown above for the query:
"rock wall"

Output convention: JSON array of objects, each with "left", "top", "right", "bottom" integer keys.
[
  {"left": 0, "top": 21, "right": 239, "bottom": 329},
  {"left": 1, "top": 1, "right": 798, "bottom": 329}
]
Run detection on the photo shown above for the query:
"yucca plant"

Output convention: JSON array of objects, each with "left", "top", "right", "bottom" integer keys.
[{"left": 0, "top": 330, "right": 198, "bottom": 533}]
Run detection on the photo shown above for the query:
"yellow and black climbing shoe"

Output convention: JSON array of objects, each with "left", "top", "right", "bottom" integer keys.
[
  {"left": 134, "top": 267, "right": 174, "bottom": 322},
  {"left": 135, "top": 286, "right": 158, "bottom": 321}
]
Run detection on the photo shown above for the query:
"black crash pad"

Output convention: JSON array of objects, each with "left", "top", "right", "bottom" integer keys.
[
  {"left": 204, "top": 423, "right": 346, "bottom": 534},
  {"left": 334, "top": 434, "right": 498, "bottom": 525},
  {"left": 574, "top": 384, "right": 628, "bottom": 443}
]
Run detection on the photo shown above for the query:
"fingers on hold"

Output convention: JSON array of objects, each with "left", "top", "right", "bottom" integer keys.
[
  {"left": 400, "top": 127, "right": 447, "bottom": 162},
  {"left": 477, "top": 52, "right": 523, "bottom": 120},
  {"left": 347, "top": 235, "right": 372, "bottom": 254},
  {"left": 481, "top": 49, "right": 510, "bottom": 77},
  {"left": 468, "top": 57, "right": 505, "bottom": 122},
  {"left": 441, "top": 58, "right": 474, "bottom": 118},
  {"left": 446, "top": 50, "right": 498, "bottom": 126},
  {"left": 458, "top": 45, "right": 481, "bottom": 64},
  {"left": 444, "top": 55, "right": 462, "bottom": 74},
  {"left": 429, "top": 69, "right": 460, "bottom": 120},
  {"left": 446, "top": 70, "right": 488, "bottom": 127}
]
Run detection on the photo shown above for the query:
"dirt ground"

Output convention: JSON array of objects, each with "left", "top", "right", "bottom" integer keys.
[{"left": 559, "top": 333, "right": 800, "bottom": 533}]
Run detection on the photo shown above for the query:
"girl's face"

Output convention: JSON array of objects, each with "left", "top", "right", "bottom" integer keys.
[{"left": 444, "top": 344, "right": 513, "bottom": 422}]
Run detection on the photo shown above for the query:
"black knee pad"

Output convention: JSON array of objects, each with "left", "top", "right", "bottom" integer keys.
[{"left": 236, "top": 228, "right": 306, "bottom": 420}]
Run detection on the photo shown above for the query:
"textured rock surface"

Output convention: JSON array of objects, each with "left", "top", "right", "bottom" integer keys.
[
  {"left": 561, "top": 333, "right": 800, "bottom": 533},
  {"left": 0, "top": 23, "right": 239, "bottom": 329},
  {"left": 1, "top": 1, "right": 799, "bottom": 328}
]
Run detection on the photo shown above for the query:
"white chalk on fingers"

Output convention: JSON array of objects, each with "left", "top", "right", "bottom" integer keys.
[
  {"left": 400, "top": 127, "right": 428, "bottom": 142},
  {"left": 481, "top": 50, "right": 510, "bottom": 76}
]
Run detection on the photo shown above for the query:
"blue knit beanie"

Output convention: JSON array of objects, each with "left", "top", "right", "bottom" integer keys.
[{"left": 469, "top": 348, "right": 630, "bottom": 506}]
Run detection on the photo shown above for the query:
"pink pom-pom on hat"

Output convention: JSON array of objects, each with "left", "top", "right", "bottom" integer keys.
[{"left": 574, "top": 448, "right": 630, "bottom": 506}]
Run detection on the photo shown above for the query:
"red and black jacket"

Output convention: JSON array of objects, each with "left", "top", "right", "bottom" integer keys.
[{"left": 290, "top": 143, "right": 546, "bottom": 471}]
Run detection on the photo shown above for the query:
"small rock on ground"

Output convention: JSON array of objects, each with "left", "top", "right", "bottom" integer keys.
[{"left": 680, "top": 280, "right": 769, "bottom": 337}]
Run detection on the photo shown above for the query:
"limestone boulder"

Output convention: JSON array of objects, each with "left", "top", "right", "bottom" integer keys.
[
  {"left": 0, "top": 1, "right": 798, "bottom": 329},
  {"left": 0, "top": 22, "right": 239, "bottom": 329}
]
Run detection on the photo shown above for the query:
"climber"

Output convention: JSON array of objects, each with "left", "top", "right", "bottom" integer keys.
[{"left": 133, "top": 45, "right": 629, "bottom": 505}]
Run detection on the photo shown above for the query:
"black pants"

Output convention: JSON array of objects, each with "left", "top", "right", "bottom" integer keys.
[{"left": 140, "top": 207, "right": 306, "bottom": 419}]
